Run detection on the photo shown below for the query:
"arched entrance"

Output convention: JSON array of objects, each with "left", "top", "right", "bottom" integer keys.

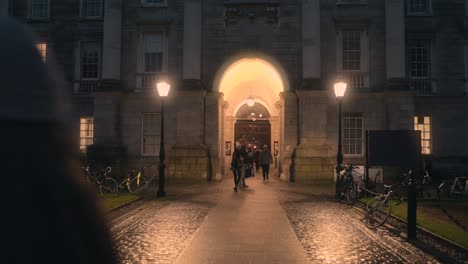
[{"left": 216, "top": 56, "right": 287, "bottom": 178}]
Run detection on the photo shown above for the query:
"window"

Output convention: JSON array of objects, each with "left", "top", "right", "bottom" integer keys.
[
  {"left": 144, "top": 33, "right": 163, "bottom": 73},
  {"left": 35, "top": 43, "right": 47, "bottom": 62},
  {"left": 81, "top": 41, "right": 101, "bottom": 80},
  {"left": 142, "top": 113, "right": 161, "bottom": 155},
  {"left": 414, "top": 116, "right": 431, "bottom": 154},
  {"left": 142, "top": 0, "right": 167, "bottom": 6},
  {"left": 342, "top": 30, "right": 361, "bottom": 71},
  {"left": 81, "top": 0, "right": 102, "bottom": 18},
  {"left": 30, "top": 0, "right": 49, "bottom": 18},
  {"left": 343, "top": 113, "right": 363, "bottom": 155},
  {"left": 407, "top": 0, "right": 431, "bottom": 15},
  {"left": 408, "top": 39, "right": 432, "bottom": 93},
  {"left": 80, "top": 117, "right": 94, "bottom": 152}
]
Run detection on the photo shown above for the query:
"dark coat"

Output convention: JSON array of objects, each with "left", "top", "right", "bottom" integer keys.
[{"left": 1, "top": 18, "right": 118, "bottom": 264}]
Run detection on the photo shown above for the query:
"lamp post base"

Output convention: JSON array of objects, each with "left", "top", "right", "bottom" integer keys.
[{"left": 157, "top": 190, "right": 166, "bottom": 197}]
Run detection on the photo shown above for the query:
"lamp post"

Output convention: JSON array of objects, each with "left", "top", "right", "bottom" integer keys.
[
  {"left": 156, "top": 81, "right": 170, "bottom": 197},
  {"left": 334, "top": 81, "right": 347, "bottom": 198}
]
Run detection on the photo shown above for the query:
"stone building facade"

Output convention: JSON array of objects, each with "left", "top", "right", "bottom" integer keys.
[{"left": 6, "top": 0, "right": 468, "bottom": 183}]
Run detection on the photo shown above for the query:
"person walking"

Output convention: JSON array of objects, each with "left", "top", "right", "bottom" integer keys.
[
  {"left": 260, "top": 144, "right": 273, "bottom": 181},
  {"left": 231, "top": 140, "right": 249, "bottom": 191}
]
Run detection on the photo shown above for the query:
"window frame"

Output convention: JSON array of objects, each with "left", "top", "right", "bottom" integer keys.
[
  {"left": 29, "top": 0, "right": 50, "bottom": 19},
  {"left": 343, "top": 112, "right": 364, "bottom": 157},
  {"left": 79, "top": 40, "right": 102, "bottom": 81},
  {"left": 406, "top": 0, "right": 432, "bottom": 16},
  {"left": 80, "top": 0, "right": 103, "bottom": 19},
  {"left": 80, "top": 116, "right": 94, "bottom": 153},
  {"left": 136, "top": 30, "right": 168, "bottom": 90},
  {"left": 141, "top": 113, "right": 161, "bottom": 156}
]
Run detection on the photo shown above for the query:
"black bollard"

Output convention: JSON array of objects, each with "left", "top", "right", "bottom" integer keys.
[{"left": 407, "top": 172, "right": 417, "bottom": 240}]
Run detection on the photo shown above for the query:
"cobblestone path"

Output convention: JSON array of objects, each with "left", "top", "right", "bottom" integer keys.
[
  {"left": 277, "top": 184, "right": 440, "bottom": 264},
  {"left": 110, "top": 185, "right": 221, "bottom": 264},
  {"left": 109, "top": 178, "right": 443, "bottom": 264}
]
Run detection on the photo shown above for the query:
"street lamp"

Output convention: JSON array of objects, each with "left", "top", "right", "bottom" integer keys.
[
  {"left": 334, "top": 81, "right": 347, "bottom": 198},
  {"left": 156, "top": 81, "right": 170, "bottom": 197}
]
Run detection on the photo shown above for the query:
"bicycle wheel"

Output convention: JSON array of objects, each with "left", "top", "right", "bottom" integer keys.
[
  {"left": 100, "top": 178, "right": 118, "bottom": 194},
  {"left": 365, "top": 197, "right": 391, "bottom": 229},
  {"left": 346, "top": 181, "right": 358, "bottom": 205},
  {"left": 128, "top": 176, "right": 145, "bottom": 193}
]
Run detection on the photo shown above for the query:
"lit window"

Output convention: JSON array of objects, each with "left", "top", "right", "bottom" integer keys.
[
  {"left": 343, "top": 113, "right": 363, "bottom": 155},
  {"left": 31, "top": 0, "right": 49, "bottom": 18},
  {"left": 35, "top": 43, "right": 47, "bottom": 62},
  {"left": 414, "top": 116, "right": 431, "bottom": 154},
  {"left": 407, "top": 0, "right": 431, "bottom": 15},
  {"left": 142, "top": 113, "right": 161, "bottom": 155},
  {"left": 80, "top": 117, "right": 94, "bottom": 152},
  {"left": 82, "top": 0, "right": 102, "bottom": 18},
  {"left": 342, "top": 30, "right": 361, "bottom": 71}
]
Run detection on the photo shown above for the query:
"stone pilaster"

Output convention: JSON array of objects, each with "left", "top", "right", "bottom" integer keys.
[
  {"left": 183, "top": 0, "right": 201, "bottom": 81},
  {"left": 385, "top": 0, "right": 407, "bottom": 89},
  {"left": 279, "top": 91, "right": 298, "bottom": 181},
  {"left": 102, "top": 0, "right": 122, "bottom": 84},
  {"left": 301, "top": 0, "right": 321, "bottom": 89}
]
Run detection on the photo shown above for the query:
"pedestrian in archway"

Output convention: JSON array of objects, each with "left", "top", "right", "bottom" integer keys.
[
  {"left": 1, "top": 18, "right": 119, "bottom": 264},
  {"left": 260, "top": 145, "right": 273, "bottom": 181}
]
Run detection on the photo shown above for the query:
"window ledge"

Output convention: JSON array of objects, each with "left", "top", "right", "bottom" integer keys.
[{"left": 406, "top": 13, "right": 433, "bottom": 17}]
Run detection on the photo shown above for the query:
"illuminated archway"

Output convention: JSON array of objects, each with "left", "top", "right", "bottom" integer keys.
[{"left": 216, "top": 56, "right": 287, "bottom": 178}]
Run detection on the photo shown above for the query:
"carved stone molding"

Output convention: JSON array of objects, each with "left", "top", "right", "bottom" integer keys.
[{"left": 224, "top": 2, "right": 279, "bottom": 26}]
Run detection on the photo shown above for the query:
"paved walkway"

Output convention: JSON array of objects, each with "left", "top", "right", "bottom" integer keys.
[
  {"left": 110, "top": 173, "right": 441, "bottom": 263},
  {"left": 174, "top": 176, "right": 309, "bottom": 264}
]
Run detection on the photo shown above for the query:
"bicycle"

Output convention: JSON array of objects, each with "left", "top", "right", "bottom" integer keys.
[
  {"left": 81, "top": 166, "right": 118, "bottom": 194},
  {"left": 338, "top": 165, "right": 379, "bottom": 205},
  {"left": 439, "top": 175, "right": 468, "bottom": 198},
  {"left": 117, "top": 167, "right": 154, "bottom": 193}
]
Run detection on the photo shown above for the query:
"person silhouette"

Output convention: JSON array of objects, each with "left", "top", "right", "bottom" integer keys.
[{"left": 0, "top": 18, "right": 119, "bottom": 264}]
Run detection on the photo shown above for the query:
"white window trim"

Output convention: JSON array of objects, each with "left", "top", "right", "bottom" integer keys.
[
  {"left": 336, "top": 29, "right": 370, "bottom": 89},
  {"left": 80, "top": 0, "right": 103, "bottom": 19},
  {"left": 141, "top": 0, "right": 167, "bottom": 7},
  {"left": 406, "top": 0, "right": 432, "bottom": 16},
  {"left": 141, "top": 113, "right": 161, "bottom": 156},
  {"left": 29, "top": 0, "right": 50, "bottom": 19},
  {"left": 343, "top": 112, "right": 364, "bottom": 157},
  {"left": 136, "top": 31, "right": 168, "bottom": 90}
]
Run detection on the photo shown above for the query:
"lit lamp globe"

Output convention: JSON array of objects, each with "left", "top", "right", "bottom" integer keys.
[
  {"left": 246, "top": 96, "right": 255, "bottom": 107},
  {"left": 157, "top": 81, "right": 171, "bottom": 97},
  {"left": 334, "top": 82, "right": 347, "bottom": 98}
]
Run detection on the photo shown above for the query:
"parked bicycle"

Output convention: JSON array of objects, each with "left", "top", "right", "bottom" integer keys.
[
  {"left": 117, "top": 167, "right": 154, "bottom": 193},
  {"left": 439, "top": 175, "right": 468, "bottom": 199},
  {"left": 337, "top": 165, "right": 378, "bottom": 205},
  {"left": 81, "top": 166, "right": 118, "bottom": 194}
]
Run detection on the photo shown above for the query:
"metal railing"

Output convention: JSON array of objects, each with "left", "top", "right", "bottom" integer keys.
[
  {"left": 136, "top": 73, "right": 165, "bottom": 90},
  {"left": 74, "top": 80, "right": 100, "bottom": 94},
  {"left": 410, "top": 78, "right": 433, "bottom": 94},
  {"left": 340, "top": 72, "right": 368, "bottom": 89}
]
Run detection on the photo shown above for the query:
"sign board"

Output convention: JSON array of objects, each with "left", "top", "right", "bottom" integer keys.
[{"left": 367, "top": 130, "right": 421, "bottom": 168}]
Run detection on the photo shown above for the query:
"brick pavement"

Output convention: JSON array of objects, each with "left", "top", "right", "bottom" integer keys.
[{"left": 110, "top": 174, "right": 441, "bottom": 264}]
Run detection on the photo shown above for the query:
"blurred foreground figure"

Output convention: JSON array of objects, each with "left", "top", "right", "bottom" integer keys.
[{"left": 0, "top": 18, "right": 119, "bottom": 264}]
